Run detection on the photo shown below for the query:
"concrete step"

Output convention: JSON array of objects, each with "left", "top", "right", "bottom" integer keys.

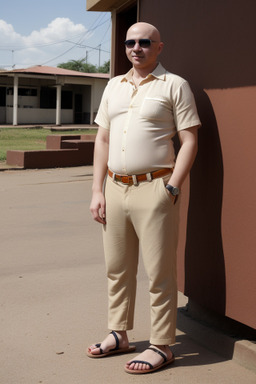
[
  {"left": 6, "top": 134, "right": 96, "bottom": 169},
  {"left": 6, "top": 148, "right": 90, "bottom": 169}
]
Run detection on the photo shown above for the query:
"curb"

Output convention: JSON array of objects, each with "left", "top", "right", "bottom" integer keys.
[{"left": 177, "top": 307, "right": 256, "bottom": 373}]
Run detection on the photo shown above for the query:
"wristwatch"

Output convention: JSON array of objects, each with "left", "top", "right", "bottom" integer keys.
[{"left": 165, "top": 184, "right": 180, "bottom": 196}]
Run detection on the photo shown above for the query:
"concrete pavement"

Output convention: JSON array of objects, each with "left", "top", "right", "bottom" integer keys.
[{"left": 0, "top": 166, "right": 255, "bottom": 384}]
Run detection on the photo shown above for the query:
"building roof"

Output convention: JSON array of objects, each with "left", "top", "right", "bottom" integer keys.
[
  {"left": 2, "top": 65, "right": 109, "bottom": 79},
  {"left": 86, "top": 0, "right": 132, "bottom": 11}
]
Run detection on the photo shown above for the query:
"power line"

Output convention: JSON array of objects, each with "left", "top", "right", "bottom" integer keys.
[
  {"left": 0, "top": 16, "right": 110, "bottom": 52},
  {"left": 41, "top": 19, "right": 110, "bottom": 66},
  {"left": 65, "top": 40, "right": 110, "bottom": 54},
  {"left": 0, "top": 31, "right": 85, "bottom": 51},
  {"left": 0, "top": 14, "right": 111, "bottom": 68}
]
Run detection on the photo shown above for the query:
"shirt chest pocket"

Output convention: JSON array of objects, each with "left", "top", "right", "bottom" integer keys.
[{"left": 139, "top": 97, "right": 172, "bottom": 122}]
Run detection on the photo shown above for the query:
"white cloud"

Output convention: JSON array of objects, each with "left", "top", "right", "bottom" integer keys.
[
  {"left": 0, "top": 20, "right": 23, "bottom": 46},
  {"left": 0, "top": 18, "right": 90, "bottom": 69},
  {"left": 26, "top": 18, "right": 86, "bottom": 45}
]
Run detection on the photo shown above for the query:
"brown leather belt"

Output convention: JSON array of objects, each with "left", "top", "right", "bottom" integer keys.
[{"left": 108, "top": 168, "right": 173, "bottom": 185}]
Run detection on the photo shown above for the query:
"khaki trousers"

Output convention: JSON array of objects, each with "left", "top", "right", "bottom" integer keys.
[{"left": 102, "top": 173, "right": 180, "bottom": 345}]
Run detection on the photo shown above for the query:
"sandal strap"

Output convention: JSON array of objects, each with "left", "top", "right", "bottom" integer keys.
[
  {"left": 110, "top": 330, "right": 119, "bottom": 351},
  {"left": 127, "top": 360, "right": 153, "bottom": 369},
  {"left": 95, "top": 343, "right": 103, "bottom": 354},
  {"left": 94, "top": 331, "right": 120, "bottom": 354},
  {"left": 147, "top": 347, "right": 167, "bottom": 363}
]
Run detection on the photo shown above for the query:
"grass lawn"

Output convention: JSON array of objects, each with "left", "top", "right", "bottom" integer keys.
[{"left": 0, "top": 127, "right": 97, "bottom": 162}]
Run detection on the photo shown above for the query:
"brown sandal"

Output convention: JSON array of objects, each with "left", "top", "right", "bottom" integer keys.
[
  {"left": 125, "top": 346, "right": 175, "bottom": 374},
  {"left": 87, "top": 331, "right": 136, "bottom": 358}
]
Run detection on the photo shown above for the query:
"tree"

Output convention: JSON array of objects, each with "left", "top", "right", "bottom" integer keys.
[
  {"left": 98, "top": 60, "right": 110, "bottom": 73},
  {"left": 58, "top": 59, "right": 110, "bottom": 73}
]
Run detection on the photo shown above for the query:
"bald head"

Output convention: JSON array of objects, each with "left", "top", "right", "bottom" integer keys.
[
  {"left": 125, "top": 22, "right": 164, "bottom": 74},
  {"left": 126, "top": 22, "right": 162, "bottom": 42}
]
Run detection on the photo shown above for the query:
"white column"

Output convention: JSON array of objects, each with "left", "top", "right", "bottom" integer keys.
[
  {"left": 90, "top": 84, "right": 94, "bottom": 125},
  {"left": 56, "top": 84, "right": 62, "bottom": 126},
  {"left": 13, "top": 75, "right": 18, "bottom": 126}
]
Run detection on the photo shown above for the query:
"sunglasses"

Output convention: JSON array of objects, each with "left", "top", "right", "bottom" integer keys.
[{"left": 124, "top": 39, "right": 156, "bottom": 48}]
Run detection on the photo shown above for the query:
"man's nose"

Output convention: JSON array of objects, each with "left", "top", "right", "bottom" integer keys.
[{"left": 133, "top": 42, "right": 142, "bottom": 50}]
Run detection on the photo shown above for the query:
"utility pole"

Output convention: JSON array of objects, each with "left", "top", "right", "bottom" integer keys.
[
  {"left": 98, "top": 44, "right": 101, "bottom": 67},
  {"left": 12, "top": 50, "right": 15, "bottom": 68}
]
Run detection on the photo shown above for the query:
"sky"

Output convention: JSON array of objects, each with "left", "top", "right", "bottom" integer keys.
[{"left": 0, "top": 0, "right": 111, "bottom": 70}]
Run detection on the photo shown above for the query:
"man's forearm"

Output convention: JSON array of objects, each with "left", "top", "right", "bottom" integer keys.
[
  {"left": 92, "top": 128, "right": 109, "bottom": 192},
  {"left": 90, "top": 127, "right": 109, "bottom": 224},
  {"left": 167, "top": 126, "right": 199, "bottom": 188}
]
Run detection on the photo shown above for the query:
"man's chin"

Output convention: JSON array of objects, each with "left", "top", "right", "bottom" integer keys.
[
  {"left": 132, "top": 59, "right": 145, "bottom": 68},
  {"left": 132, "top": 56, "right": 144, "bottom": 63}
]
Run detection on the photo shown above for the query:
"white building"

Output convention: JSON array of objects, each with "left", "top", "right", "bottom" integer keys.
[{"left": 0, "top": 65, "right": 109, "bottom": 126}]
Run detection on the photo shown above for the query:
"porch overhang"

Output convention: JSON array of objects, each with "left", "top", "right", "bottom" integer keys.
[{"left": 86, "top": 0, "right": 131, "bottom": 11}]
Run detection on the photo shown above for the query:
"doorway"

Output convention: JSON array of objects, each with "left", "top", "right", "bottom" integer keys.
[
  {"left": 74, "top": 94, "right": 83, "bottom": 123},
  {"left": 114, "top": 2, "right": 138, "bottom": 76}
]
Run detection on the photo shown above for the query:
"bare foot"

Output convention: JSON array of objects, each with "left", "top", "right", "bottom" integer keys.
[
  {"left": 125, "top": 345, "right": 174, "bottom": 372},
  {"left": 88, "top": 331, "right": 129, "bottom": 356}
]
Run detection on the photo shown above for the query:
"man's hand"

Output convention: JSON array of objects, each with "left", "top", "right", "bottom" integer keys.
[
  {"left": 90, "top": 191, "right": 106, "bottom": 224},
  {"left": 166, "top": 189, "right": 178, "bottom": 205}
]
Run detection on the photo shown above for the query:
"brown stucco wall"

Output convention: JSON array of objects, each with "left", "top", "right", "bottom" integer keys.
[
  {"left": 88, "top": 0, "right": 256, "bottom": 329},
  {"left": 204, "top": 86, "right": 256, "bottom": 328},
  {"left": 139, "top": 0, "right": 256, "bottom": 328}
]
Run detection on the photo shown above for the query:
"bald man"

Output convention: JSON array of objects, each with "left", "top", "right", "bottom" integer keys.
[{"left": 87, "top": 22, "right": 201, "bottom": 374}]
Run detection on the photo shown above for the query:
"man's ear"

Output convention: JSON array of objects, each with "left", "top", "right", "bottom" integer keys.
[{"left": 158, "top": 42, "right": 164, "bottom": 55}]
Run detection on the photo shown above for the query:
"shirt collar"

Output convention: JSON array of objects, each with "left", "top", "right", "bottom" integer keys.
[{"left": 121, "top": 63, "right": 166, "bottom": 83}]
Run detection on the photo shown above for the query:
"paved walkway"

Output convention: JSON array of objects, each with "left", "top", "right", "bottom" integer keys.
[{"left": 0, "top": 166, "right": 255, "bottom": 384}]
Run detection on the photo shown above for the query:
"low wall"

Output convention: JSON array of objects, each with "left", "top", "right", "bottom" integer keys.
[
  {"left": 6, "top": 134, "right": 95, "bottom": 169},
  {"left": 6, "top": 149, "right": 83, "bottom": 169},
  {"left": 6, "top": 107, "right": 73, "bottom": 124}
]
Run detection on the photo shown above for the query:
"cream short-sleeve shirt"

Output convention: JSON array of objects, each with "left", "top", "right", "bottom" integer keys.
[{"left": 95, "top": 63, "right": 201, "bottom": 175}]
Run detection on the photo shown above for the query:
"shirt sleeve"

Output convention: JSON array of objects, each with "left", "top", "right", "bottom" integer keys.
[
  {"left": 173, "top": 81, "right": 201, "bottom": 131},
  {"left": 94, "top": 82, "right": 110, "bottom": 130}
]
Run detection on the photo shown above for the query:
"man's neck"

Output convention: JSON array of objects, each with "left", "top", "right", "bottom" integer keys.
[{"left": 132, "top": 62, "right": 159, "bottom": 81}]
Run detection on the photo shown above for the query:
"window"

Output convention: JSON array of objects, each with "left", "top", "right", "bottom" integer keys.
[
  {"left": 40, "top": 87, "right": 73, "bottom": 109},
  {"left": 40, "top": 87, "right": 56, "bottom": 109},
  {"left": 0, "top": 87, "right": 6, "bottom": 106},
  {"left": 61, "top": 91, "right": 73, "bottom": 109},
  {"left": 6, "top": 87, "right": 37, "bottom": 96}
]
